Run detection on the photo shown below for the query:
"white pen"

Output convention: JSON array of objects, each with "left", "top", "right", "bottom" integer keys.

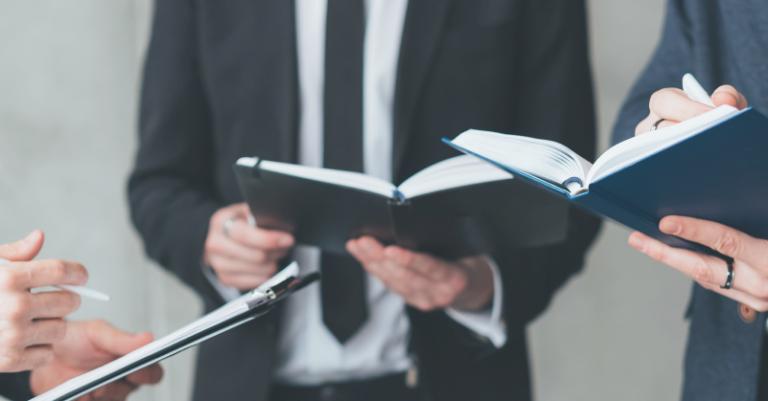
[
  {"left": 683, "top": 73, "right": 716, "bottom": 107},
  {"left": 0, "top": 258, "right": 110, "bottom": 301}
]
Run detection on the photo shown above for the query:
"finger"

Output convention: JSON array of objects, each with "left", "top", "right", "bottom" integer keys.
[
  {"left": 629, "top": 232, "right": 732, "bottom": 286},
  {"left": 216, "top": 271, "right": 275, "bottom": 290},
  {"left": 86, "top": 320, "right": 154, "bottom": 357},
  {"left": 361, "top": 257, "right": 412, "bottom": 293},
  {"left": 226, "top": 221, "right": 293, "bottom": 250},
  {"left": 88, "top": 379, "right": 137, "bottom": 400},
  {"left": 635, "top": 111, "right": 678, "bottom": 135},
  {"left": 403, "top": 272, "right": 456, "bottom": 310},
  {"left": 24, "top": 319, "right": 68, "bottom": 347},
  {"left": 404, "top": 277, "right": 454, "bottom": 311},
  {"left": 385, "top": 247, "right": 453, "bottom": 281},
  {"left": 0, "top": 259, "right": 88, "bottom": 290},
  {"left": 126, "top": 363, "right": 163, "bottom": 385},
  {"left": 0, "top": 230, "right": 45, "bottom": 262},
  {"left": 207, "top": 253, "right": 281, "bottom": 275},
  {"left": 711, "top": 85, "right": 749, "bottom": 110},
  {"left": 28, "top": 291, "right": 81, "bottom": 319},
  {"left": 346, "top": 237, "right": 386, "bottom": 264},
  {"left": 207, "top": 235, "right": 288, "bottom": 265},
  {"left": 15, "top": 345, "right": 54, "bottom": 371},
  {"left": 659, "top": 216, "right": 768, "bottom": 268},
  {"left": 630, "top": 231, "right": 768, "bottom": 301},
  {"left": 649, "top": 88, "right": 714, "bottom": 122}
]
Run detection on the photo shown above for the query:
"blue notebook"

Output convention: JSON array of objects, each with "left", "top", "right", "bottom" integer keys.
[{"left": 445, "top": 105, "right": 768, "bottom": 254}]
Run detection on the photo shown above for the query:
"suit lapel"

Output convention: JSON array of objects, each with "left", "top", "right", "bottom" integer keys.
[
  {"left": 392, "top": 0, "right": 452, "bottom": 180},
  {"left": 247, "top": 0, "right": 299, "bottom": 164}
]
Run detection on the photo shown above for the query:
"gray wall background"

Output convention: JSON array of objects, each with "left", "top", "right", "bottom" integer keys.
[{"left": 0, "top": 1, "right": 690, "bottom": 400}]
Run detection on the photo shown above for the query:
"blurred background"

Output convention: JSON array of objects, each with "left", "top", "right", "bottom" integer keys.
[{"left": 0, "top": 1, "right": 689, "bottom": 400}]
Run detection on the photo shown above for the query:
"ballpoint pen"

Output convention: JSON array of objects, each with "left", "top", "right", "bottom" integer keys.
[
  {"left": 683, "top": 73, "right": 716, "bottom": 107},
  {"left": 0, "top": 258, "right": 110, "bottom": 301}
]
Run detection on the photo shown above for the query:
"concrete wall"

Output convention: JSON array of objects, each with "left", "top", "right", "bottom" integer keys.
[{"left": 0, "top": 1, "right": 690, "bottom": 400}]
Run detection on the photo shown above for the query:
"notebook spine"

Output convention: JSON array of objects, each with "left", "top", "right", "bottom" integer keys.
[{"left": 387, "top": 192, "right": 418, "bottom": 250}]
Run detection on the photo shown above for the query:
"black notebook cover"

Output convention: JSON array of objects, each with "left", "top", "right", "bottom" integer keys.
[{"left": 234, "top": 159, "right": 570, "bottom": 260}]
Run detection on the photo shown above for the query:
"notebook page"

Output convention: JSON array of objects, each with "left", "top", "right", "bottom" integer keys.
[
  {"left": 586, "top": 105, "right": 740, "bottom": 185},
  {"left": 450, "top": 130, "right": 588, "bottom": 191},
  {"left": 397, "top": 155, "right": 513, "bottom": 199}
]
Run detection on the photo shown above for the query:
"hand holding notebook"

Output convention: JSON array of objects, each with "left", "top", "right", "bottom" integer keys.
[
  {"left": 446, "top": 75, "right": 768, "bottom": 257},
  {"left": 621, "top": 76, "right": 768, "bottom": 311},
  {"left": 234, "top": 155, "right": 571, "bottom": 261}
]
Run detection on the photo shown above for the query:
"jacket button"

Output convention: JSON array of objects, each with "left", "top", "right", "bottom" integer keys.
[{"left": 738, "top": 302, "right": 756, "bottom": 323}]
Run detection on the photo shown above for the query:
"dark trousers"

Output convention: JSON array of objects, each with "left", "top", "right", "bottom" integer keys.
[{"left": 269, "top": 373, "right": 425, "bottom": 401}]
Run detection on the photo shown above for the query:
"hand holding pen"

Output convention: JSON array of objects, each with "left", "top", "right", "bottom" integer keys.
[
  {"left": 627, "top": 75, "right": 768, "bottom": 313},
  {"left": 634, "top": 73, "right": 749, "bottom": 134},
  {"left": 0, "top": 230, "right": 109, "bottom": 372}
]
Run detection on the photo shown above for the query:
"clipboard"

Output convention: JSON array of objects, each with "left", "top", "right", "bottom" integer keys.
[{"left": 32, "top": 263, "right": 319, "bottom": 401}]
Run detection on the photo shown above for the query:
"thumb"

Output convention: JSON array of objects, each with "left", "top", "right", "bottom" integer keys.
[
  {"left": 0, "top": 230, "right": 45, "bottom": 262},
  {"left": 711, "top": 85, "right": 749, "bottom": 110},
  {"left": 88, "top": 320, "right": 154, "bottom": 357}
]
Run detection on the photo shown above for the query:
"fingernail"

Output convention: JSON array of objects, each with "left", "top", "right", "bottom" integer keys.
[
  {"left": 628, "top": 235, "right": 646, "bottom": 252},
  {"left": 661, "top": 220, "right": 681, "bottom": 235}
]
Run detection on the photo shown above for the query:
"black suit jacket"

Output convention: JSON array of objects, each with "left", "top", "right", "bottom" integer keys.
[
  {"left": 612, "top": 1, "right": 768, "bottom": 400},
  {"left": 129, "top": 0, "right": 600, "bottom": 400}
]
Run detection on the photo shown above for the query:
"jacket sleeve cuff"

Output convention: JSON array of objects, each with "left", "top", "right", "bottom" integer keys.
[
  {"left": 445, "top": 256, "right": 507, "bottom": 348},
  {"left": 0, "top": 371, "right": 33, "bottom": 401}
]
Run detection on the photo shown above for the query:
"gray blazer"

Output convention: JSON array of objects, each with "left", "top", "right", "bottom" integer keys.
[{"left": 612, "top": 1, "right": 768, "bottom": 400}]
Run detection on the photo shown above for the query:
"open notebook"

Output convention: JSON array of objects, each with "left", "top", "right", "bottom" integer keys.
[
  {"left": 449, "top": 105, "right": 741, "bottom": 196},
  {"left": 32, "top": 263, "right": 319, "bottom": 401},
  {"left": 235, "top": 154, "right": 571, "bottom": 259},
  {"left": 447, "top": 105, "right": 768, "bottom": 253}
]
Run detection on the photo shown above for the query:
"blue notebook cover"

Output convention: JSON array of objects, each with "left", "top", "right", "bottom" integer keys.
[{"left": 445, "top": 107, "right": 768, "bottom": 254}]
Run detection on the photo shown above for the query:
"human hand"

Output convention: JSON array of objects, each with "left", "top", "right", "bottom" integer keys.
[
  {"left": 30, "top": 320, "right": 163, "bottom": 399},
  {"left": 346, "top": 237, "right": 494, "bottom": 312},
  {"left": 629, "top": 216, "right": 768, "bottom": 311},
  {"left": 635, "top": 85, "right": 749, "bottom": 134},
  {"left": 0, "top": 230, "right": 87, "bottom": 372},
  {"left": 204, "top": 203, "right": 294, "bottom": 290}
]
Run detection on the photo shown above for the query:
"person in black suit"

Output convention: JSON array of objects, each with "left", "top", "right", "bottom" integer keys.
[
  {"left": 129, "top": 0, "right": 600, "bottom": 400},
  {"left": 0, "top": 231, "right": 162, "bottom": 401}
]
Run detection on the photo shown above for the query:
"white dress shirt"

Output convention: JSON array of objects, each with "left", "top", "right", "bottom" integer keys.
[{"left": 208, "top": 0, "right": 507, "bottom": 386}]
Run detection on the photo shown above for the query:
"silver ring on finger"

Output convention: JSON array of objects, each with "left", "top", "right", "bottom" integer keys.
[
  {"left": 720, "top": 259, "right": 734, "bottom": 290},
  {"left": 650, "top": 118, "right": 666, "bottom": 131},
  {"left": 223, "top": 217, "right": 241, "bottom": 239}
]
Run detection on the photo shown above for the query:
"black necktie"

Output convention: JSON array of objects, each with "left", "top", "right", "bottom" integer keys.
[{"left": 321, "top": 0, "right": 368, "bottom": 344}]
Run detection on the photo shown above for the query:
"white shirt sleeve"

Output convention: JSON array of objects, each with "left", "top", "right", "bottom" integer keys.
[
  {"left": 202, "top": 262, "right": 241, "bottom": 302},
  {"left": 203, "top": 256, "right": 508, "bottom": 348},
  {"left": 444, "top": 256, "right": 507, "bottom": 348}
]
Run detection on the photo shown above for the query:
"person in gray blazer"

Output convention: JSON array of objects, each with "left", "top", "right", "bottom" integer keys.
[{"left": 613, "top": 1, "right": 768, "bottom": 400}]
